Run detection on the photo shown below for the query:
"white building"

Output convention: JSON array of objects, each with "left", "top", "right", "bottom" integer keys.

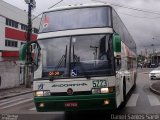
[{"left": 0, "top": 0, "right": 40, "bottom": 60}]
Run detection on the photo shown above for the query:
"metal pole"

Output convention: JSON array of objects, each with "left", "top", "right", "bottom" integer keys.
[
  {"left": 157, "top": 53, "right": 158, "bottom": 65},
  {"left": 27, "top": 3, "right": 32, "bottom": 43},
  {"left": 151, "top": 44, "right": 154, "bottom": 64},
  {"left": 25, "top": 3, "right": 32, "bottom": 88}
]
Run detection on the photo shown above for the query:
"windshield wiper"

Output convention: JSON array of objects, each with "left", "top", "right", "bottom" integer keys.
[
  {"left": 49, "top": 45, "right": 68, "bottom": 81},
  {"left": 55, "top": 45, "right": 67, "bottom": 70}
]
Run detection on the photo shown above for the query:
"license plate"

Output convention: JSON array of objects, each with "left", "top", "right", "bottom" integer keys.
[{"left": 64, "top": 102, "right": 78, "bottom": 107}]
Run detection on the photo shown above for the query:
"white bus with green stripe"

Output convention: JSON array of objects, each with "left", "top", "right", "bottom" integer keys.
[{"left": 29, "top": 3, "right": 137, "bottom": 112}]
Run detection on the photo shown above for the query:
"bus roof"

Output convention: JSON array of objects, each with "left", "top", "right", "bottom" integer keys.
[{"left": 45, "top": 3, "right": 111, "bottom": 13}]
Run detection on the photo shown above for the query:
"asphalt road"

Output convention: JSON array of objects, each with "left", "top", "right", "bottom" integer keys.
[{"left": 0, "top": 68, "right": 160, "bottom": 120}]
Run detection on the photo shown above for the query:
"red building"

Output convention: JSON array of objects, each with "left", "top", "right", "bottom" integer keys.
[{"left": 0, "top": 1, "right": 40, "bottom": 60}]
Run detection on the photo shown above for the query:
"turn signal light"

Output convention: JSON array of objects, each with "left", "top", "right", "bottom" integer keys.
[
  {"left": 104, "top": 99, "right": 110, "bottom": 105},
  {"left": 39, "top": 103, "right": 45, "bottom": 107}
]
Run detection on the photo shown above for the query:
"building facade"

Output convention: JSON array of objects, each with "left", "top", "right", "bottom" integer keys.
[{"left": 0, "top": 0, "right": 40, "bottom": 60}]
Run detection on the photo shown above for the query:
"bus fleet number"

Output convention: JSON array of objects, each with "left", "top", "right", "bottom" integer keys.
[{"left": 92, "top": 80, "right": 107, "bottom": 88}]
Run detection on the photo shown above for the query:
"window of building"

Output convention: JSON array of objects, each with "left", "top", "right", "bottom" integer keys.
[
  {"left": 33, "top": 28, "right": 39, "bottom": 33},
  {"left": 21, "top": 24, "right": 28, "bottom": 31},
  {"left": 21, "top": 42, "right": 26, "bottom": 45},
  {"left": 5, "top": 40, "right": 18, "bottom": 47},
  {"left": 6, "top": 18, "right": 19, "bottom": 28},
  {"left": 6, "top": 19, "right": 8, "bottom": 25}
]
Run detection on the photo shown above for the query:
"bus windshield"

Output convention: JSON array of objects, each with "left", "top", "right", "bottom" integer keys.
[
  {"left": 38, "top": 34, "right": 115, "bottom": 79},
  {"left": 39, "top": 7, "right": 111, "bottom": 33}
]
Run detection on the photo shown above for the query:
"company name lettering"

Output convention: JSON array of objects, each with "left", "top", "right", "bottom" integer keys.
[{"left": 52, "top": 83, "right": 87, "bottom": 87}]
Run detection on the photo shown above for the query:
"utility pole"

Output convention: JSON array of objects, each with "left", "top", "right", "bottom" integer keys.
[{"left": 24, "top": 0, "right": 36, "bottom": 88}]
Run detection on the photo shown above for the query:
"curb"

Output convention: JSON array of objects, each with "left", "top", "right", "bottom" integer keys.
[
  {"left": 0, "top": 91, "right": 32, "bottom": 100},
  {"left": 150, "top": 85, "right": 160, "bottom": 95}
]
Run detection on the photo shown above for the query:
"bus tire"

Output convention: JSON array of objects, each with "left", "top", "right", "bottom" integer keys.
[{"left": 118, "top": 79, "right": 126, "bottom": 109}]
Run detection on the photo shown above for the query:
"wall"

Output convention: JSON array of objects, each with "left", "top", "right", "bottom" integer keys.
[{"left": 0, "top": 61, "right": 20, "bottom": 89}]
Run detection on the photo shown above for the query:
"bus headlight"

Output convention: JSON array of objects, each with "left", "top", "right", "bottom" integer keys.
[
  {"left": 92, "top": 87, "right": 115, "bottom": 94},
  {"left": 33, "top": 90, "right": 51, "bottom": 97},
  {"left": 101, "top": 88, "right": 109, "bottom": 93}
]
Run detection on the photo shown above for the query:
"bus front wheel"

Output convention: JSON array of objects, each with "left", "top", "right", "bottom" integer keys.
[{"left": 118, "top": 80, "right": 126, "bottom": 109}]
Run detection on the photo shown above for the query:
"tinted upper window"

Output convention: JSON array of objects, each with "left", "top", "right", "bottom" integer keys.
[{"left": 39, "top": 7, "right": 111, "bottom": 33}]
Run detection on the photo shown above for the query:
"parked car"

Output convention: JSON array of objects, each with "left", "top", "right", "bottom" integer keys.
[{"left": 149, "top": 67, "right": 160, "bottom": 80}]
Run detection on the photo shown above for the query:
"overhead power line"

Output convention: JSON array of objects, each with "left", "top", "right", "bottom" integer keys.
[
  {"left": 32, "top": 0, "right": 64, "bottom": 21},
  {"left": 91, "top": 0, "right": 160, "bottom": 16},
  {"left": 48, "top": 0, "right": 63, "bottom": 9}
]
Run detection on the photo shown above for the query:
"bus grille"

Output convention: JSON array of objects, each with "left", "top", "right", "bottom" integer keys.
[{"left": 51, "top": 91, "right": 92, "bottom": 96}]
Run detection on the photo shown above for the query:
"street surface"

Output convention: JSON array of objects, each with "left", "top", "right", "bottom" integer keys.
[{"left": 0, "top": 68, "right": 160, "bottom": 120}]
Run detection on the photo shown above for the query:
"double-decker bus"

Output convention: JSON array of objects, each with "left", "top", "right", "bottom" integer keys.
[{"left": 31, "top": 3, "right": 137, "bottom": 112}]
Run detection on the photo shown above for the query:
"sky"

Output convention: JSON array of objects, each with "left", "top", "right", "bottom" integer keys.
[{"left": 3, "top": 0, "right": 160, "bottom": 54}]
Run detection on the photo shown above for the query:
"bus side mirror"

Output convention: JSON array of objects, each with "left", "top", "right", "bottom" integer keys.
[
  {"left": 113, "top": 33, "right": 121, "bottom": 58},
  {"left": 19, "top": 41, "right": 41, "bottom": 69},
  {"left": 19, "top": 44, "right": 27, "bottom": 62},
  {"left": 113, "top": 33, "right": 121, "bottom": 70}
]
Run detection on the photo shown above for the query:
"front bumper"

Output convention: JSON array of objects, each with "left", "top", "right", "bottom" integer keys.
[{"left": 34, "top": 93, "right": 116, "bottom": 112}]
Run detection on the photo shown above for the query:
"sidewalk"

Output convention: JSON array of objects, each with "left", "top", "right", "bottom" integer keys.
[
  {"left": 150, "top": 81, "right": 160, "bottom": 95},
  {"left": 0, "top": 85, "right": 32, "bottom": 100}
]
